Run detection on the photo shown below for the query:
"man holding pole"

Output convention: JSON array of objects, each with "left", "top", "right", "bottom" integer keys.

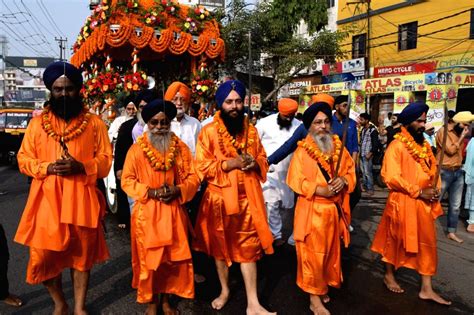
[
  {"left": 371, "top": 102, "right": 451, "bottom": 305},
  {"left": 287, "top": 102, "right": 355, "bottom": 315},
  {"left": 193, "top": 80, "right": 274, "bottom": 314}
]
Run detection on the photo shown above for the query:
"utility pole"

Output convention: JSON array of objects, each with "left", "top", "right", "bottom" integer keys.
[
  {"left": 55, "top": 37, "right": 67, "bottom": 61},
  {"left": 366, "top": 0, "right": 371, "bottom": 79},
  {"left": 0, "top": 35, "right": 7, "bottom": 107}
]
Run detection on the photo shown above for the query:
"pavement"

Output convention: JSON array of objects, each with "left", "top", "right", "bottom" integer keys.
[{"left": 0, "top": 166, "right": 473, "bottom": 315}]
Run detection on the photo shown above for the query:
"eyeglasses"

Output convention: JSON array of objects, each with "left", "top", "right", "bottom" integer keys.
[
  {"left": 148, "top": 119, "right": 169, "bottom": 126},
  {"left": 312, "top": 119, "right": 331, "bottom": 126}
]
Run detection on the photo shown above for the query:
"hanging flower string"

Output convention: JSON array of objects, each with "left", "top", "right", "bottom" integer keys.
[
  {"left": 394, "top": 127, "right": 437, "bottom": 178},
  {"left": 213, "top": 111, "right": 256, "bottom": 158},
  {"left": 137, "top": 133, "right": 179, "bottom": 171},
  {"left": 41, "top": 107, "right": 91, "bottom": 143},
  {"left": 299, "top": 135, "right": 342, "bottom": 176}
]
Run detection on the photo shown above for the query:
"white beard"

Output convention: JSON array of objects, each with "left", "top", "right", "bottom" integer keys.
[
  {"left": 311, "top": 132, "right": 334, "bottom": 155},
  {"left": 137, "top": 111, "right": 145, "bottom": 126},
  {"left": 147, "top": 130, "right": 171, "bottom": 154}
]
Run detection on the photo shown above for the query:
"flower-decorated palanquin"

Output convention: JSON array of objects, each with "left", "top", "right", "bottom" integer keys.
[{"left": 71, "top": 0, "right": 224, "bottom": 120}]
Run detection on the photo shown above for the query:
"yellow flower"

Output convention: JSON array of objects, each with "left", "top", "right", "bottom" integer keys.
[{"left": 184, "top": 22, "right": 190, "bottom": 28}]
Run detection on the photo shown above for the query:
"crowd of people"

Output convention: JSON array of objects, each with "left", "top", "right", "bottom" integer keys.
[{"left": 1, "top": 61, "right": 473, "bottom": 315}]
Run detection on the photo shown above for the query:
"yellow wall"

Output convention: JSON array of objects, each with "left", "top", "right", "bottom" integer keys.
[{"left": 337, "top": 0, "right": 474, "bottom": 69}]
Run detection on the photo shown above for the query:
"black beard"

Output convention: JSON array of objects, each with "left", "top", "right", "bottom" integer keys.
[
  {"left": 221, "top": 109, "right": 245, "bottom": 137},
  {"left": 407, "top": 125, "right": 425, "bottom": 145},
  {"left": 453, "top": 124, "right": 464, "bottom": 136},
  {"left": 49, "top": 95, "right": 84, "bottom": 120},
  {"left": 277, "top": 114, "right": 292, "bottom": 130}
]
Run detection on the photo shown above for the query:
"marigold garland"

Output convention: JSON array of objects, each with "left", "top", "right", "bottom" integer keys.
[
  {"left": 299, "top": 135, "right": 342, "bottom": 176},
  {"left": 394, "top": 127, "right": 437, "bottom": 178},
  {"left": 169, "top": 32, "right": 191, "bottom": 55},
  {"left": 137, "top": 133, "right": 179, "bottom": 171},
  {"left": 41, "top": 108, "right": 91, "bottom": 143},
  {"left": 213, "top": 111, "right": 256, "bottom": 158}
]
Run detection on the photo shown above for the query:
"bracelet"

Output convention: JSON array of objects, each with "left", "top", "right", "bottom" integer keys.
[{"left": 153, "top": 189, "right": 158, "bottom": 198}]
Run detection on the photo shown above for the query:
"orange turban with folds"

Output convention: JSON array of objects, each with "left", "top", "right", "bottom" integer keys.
[
  {"left": 278, "top": 98, "right": 298, "bottom": 115},
  {"left": 311, "top": 93, "right": 335, "bottom": 109},
  {"left": 164, "top": 82, "right": 191, "bottom": 103}
]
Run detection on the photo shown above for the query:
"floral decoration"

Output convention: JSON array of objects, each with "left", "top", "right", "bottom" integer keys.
[
  {"left": 394, "top": 127, "right": 437, "bottom": 178},
  {"left": 299, "top": 135, "right": 342, "bottom": 176},
  {"left": 123, "top": 70, "right": 148, "bottom": 92},
  {"left": 191, "top": 63, "right": 216, "bottom": 103},
  {"left": 213, "top": 111, "right": 256, "bottom": 157},
  {"left": 41, "top": 107, "right": 91, "bottom": 143},
  {"left": 137, "top": 133, "right": 179, "bottom": 171}
]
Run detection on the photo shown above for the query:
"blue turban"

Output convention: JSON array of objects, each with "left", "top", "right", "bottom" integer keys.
[
  {"left": 141, "top": 99, "right": 177, "bottom": 123},
  {"left": 215, "top": 80, "right": 246, "bottom": 108},
  {"left": 303, "top": 102, "right": 333, "bottom": 130},
  {"left": 398, "top": 101, "right": 429, "bottom": 125},
  {"left": 135, "top": 89, "right": 157, "bottom": 105},
  {"left": 43, "top": 61, "right": 83, "bottom": 90}
]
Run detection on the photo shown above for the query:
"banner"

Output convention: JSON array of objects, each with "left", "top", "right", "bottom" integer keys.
[
  {"left": 425, "top": 85, "right": 457, "bottom": 130},
  {"left": 341, "top": 90, "right": 366, "bottom": 121},
  {"left": 244, "top": 94, "right": 261, "bottom": 111},
  {"left": 374, "top": 62, "right": 436, "bottom": 78},
  {"left": 393, "top": 91, "right": 415, "bottom": 114}
]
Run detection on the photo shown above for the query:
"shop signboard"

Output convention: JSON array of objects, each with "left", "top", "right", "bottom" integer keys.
[
  {"left": 393, "top": 91, "right": 415, "bottom": 114},
  {"left": 374, "top": 62, "right": 436, "bottom": 78},
  {"left": 244, "top": 94, "right": 261, "bottom": 111},
  {"left": 425, "top": 84, "right": 457, "bottom": 130}
]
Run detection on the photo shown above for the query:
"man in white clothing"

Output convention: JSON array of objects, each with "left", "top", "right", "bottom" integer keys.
[
  {"left": 256, "top": 98, "right": 301, "bottom": 246},
  {"left": 164, "top": 81, "right": 201, "bottom": 156},
  {"left": 108, "top": 97, "right": 136, "bottom": 143}
]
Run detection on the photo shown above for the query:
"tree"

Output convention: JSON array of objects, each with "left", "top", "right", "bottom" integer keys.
[{"left": 219, "top": 0, "right": 349, "bottom": 102}]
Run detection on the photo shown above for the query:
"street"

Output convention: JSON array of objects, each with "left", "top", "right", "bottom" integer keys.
[{"left": 0, "top": 165, "right": 473, "bottom": 315}]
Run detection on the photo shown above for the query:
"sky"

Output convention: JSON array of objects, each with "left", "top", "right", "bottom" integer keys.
[{"left": 0, "top": 0, "right": 91, "bottom": 59}]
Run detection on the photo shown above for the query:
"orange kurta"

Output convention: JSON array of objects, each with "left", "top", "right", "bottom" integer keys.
[
  {"left": 287, "top": 136, "right": 355, "bottom": 295},
  {"left": 371, "top": 139, "right": 443, "bottom": 276},
  {"left": 121, "top": 133, "right": 200, "bottom": 303},
  {"left": 14, "top": 112, "right": 112, "bottom": 284},
  {"left": 193, "top": 118, "right": 274, "bottom": 266}
]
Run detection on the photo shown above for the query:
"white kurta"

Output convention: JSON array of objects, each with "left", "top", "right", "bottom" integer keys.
[
  {"left": 256, "top": 113, "right": 301, "bottom": 209},
  {"left": 171, "top": 114, "right": 202, "bottom": 156}
]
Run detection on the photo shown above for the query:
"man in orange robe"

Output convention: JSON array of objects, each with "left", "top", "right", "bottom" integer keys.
[
  {"left": 193, "top": 80, "right": 275, "bottom": 314},
  {"left": 121, "top": 99, "right": 200, "bottom": 315},
  {"left": 287, "top": 102, "right": 355, "bottom": 315},
  {"left": 14, "top": 61, "right": 112, "bottom": 315},
  {"left": 371, "top": 102, "right": 451, "bottom": 305}
]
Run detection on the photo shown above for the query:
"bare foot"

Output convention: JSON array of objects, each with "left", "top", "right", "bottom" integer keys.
[
  {"left": 246, "top": 303, "right": 276, "bottom": 315},
  {"left": 467, "top": 224, "right": 474, "bottom": 233},
  {"left": 211, "top": 290, "right": 230, "bottom": 310},
  {"left": 309, "top": 296, "right": 331, "bottom": 315},
  {"left": 419, "top": 289, "right": 451, "bottom": 305},
  {"left": 53, "top": 303, "right": 69, "bottom": 315},
  {"left": 383, "top": 274, "right": 404, "bottom": 293},
  {"left": 447, "top": 233, "right": 464, "bottom": 244},
  {"left": 74, "top": 308, "right": 88, "bottom": 315},
  {"left": 162, "top": 302, "right": 179, "bottom": 315},
  {"left": 321, "top": 294, "right": 330, "bottom": 303},
  {"left": 3, "top": 294, "right": 22, "bottom": 307},
  {"left": 145, "top": 303, "right": 158, "bottom": 315}
]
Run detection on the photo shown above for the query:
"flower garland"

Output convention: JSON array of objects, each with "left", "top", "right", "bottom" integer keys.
[
  {"left": 137, "top": 133, "right": 179, "bottom": 171},
  {"left": 41, "top": 108, "right": 91, "bottom": 143},
  {"left": 191, "top": 62, "right": 216, "bottom": 104},
  {"left": 123, "top": 70, "right": 148, "bottom": 92},
  {"left": 299, "top": 135, "right": 342, "bottom": 176},
  {"left": 394, "top": 127, "right": 437, "bottom": 178},
  {"left": 213, "top": 111, "right": 256, "bottom": 158}
]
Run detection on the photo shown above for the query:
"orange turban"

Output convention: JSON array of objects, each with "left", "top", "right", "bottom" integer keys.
[
  {"left": 278, "top": 98, "right": 298, "bottom": 115},
  {"left": 164, "top": 82, "right": 191, "bottom": 103},
  {"left": 311, "top": 93, "right": 335, "bottom": 109}
]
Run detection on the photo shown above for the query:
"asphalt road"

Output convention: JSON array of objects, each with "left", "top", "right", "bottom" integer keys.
[{"left": 0, "top": 165, "right": 473, "bottom": 315}]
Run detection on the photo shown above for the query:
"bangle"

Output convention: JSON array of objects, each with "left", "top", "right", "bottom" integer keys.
[
  {"left": 153, "top": 189, "right": 157, "bottom": 198},
  {"left": 419, "top": 189, "right": 422, "bottom": 197}
]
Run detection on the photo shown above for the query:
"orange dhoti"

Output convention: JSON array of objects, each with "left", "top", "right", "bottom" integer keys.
[
  {"left": 193, "top": 185, "right": 264, "bottom": 266},
  {"left": 287, "top": 136, "right": 355, "bottom": 295},
  {"left": 370, "top": 139, "right": 442, "bottom": 276},
  {"left": 27, "top": 224, "right": 109, "bottom": 284}
]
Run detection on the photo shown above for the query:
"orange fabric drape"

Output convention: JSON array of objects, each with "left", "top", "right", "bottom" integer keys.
[
  {"left": 15, "top": 113, "right": 112, "bottom": 283},
  {"left": 121, "top": 134, "right": 199, "bottom": 302},
  {"left": 287, "top": 137, "right": 355, "bottom": 295},
  {"left": 193, "top": 121, "right": 274, "bottom": 266},
  {"left": 371, "top": 140, "right": 443, "bottom": 275}
]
